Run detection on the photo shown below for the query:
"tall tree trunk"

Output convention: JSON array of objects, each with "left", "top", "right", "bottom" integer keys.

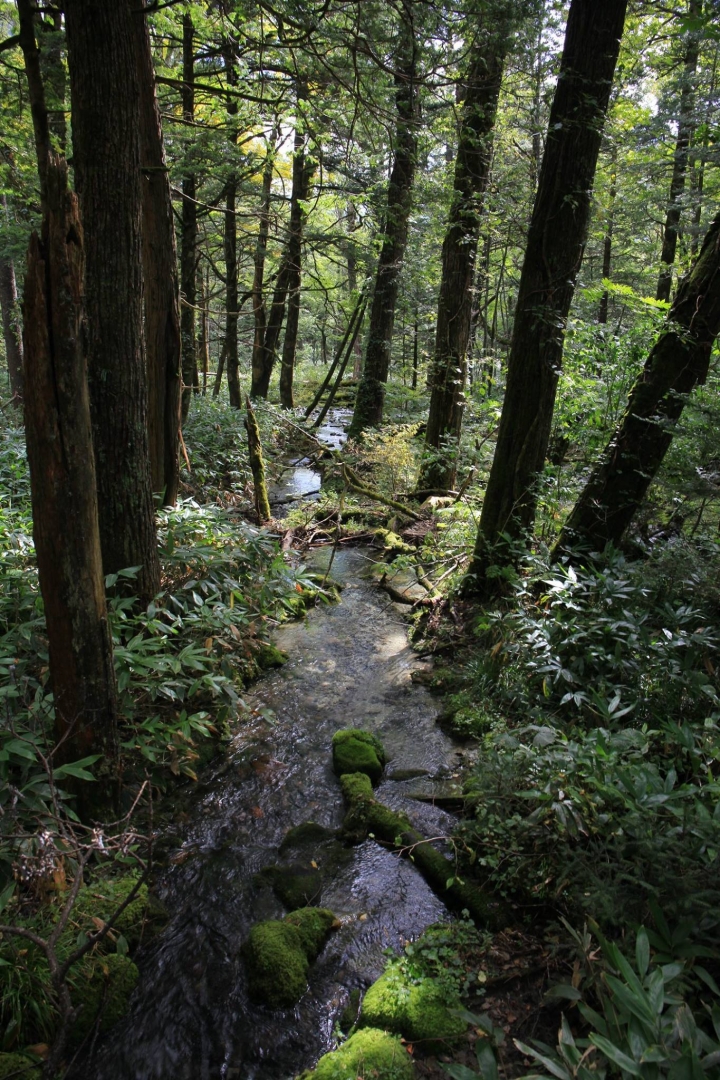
[
  {"left": 65, "top": 0, "right": 160, "bottom": 604},
  {"left": 23, "top": 157, "right": 118, "bottom": 766},
  {"left": 419, "top": 5, "right": 515, "bottom": 493},
  {"left": 465, "top": 0, "right": 627, "bottom": 595},
  {"left": 134, "top": 0, "right": 181, "bottom": 507},
  {"left": 656, "top": 0, "right": 702, "bottom": 303},
  {"left": 180, "top": 12, "right": 197, "bottom": 422},
  {"left": 555, "top": 210, "right": 720, "bottom": 556},
  {"left": 279, "top": 100, "right": 313, "bottom": 409},
  {"left": 348, "top": 3, "right": 418, "bottom": 437},
  {"left": 0, "top": 199, "right": 23, "bottom": 400},
  {"left": 253, "top": 254, "right": 291, "bottom": 398},
  {"left": 37, "top": 9, "right": 66, "bottom": 153},
  {"left": 598, "top": 146, "right": 617, "bottom": 324},
  {"left": 224, "top": 39, "right": 241, "bottom": 409},
  {"left": 346, "top": 202, "right": 364, "bottom": 379},
  {"left": 250, "top": 127, "right": 278, "bottom": 398}
]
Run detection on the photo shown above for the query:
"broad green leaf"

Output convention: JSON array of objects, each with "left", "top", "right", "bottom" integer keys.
[
  {"left": 636, "top": 928, "right": 650, "bottom": 978},
  {"left": 590, "top": 1034, "right": 642, "bottom": 1075}
]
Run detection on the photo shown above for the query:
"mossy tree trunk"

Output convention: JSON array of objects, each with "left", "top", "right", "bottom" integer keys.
[
  {"left": 245, "top": 396, "right": 272, "bottom": 524},
  {"left": 554, "top": 209, "right": 720, "bottom": 556},
  {"left": 419, "top": 2, "right": 517, "bottom": 493},
  {"left": 464, "top": 0, "right": 627, "bottom": 596},
  {"left": 0, "top": 242, "right": 23, "bottom": 401},
  {"left": 134, "top": 0, "right": 181, "bottom": 507},
  {"left": 65, "top": 0, "right": 160, "bottom": 605},
  {"left": 348, "top": 3, "right": 418, "bottom": 437}
]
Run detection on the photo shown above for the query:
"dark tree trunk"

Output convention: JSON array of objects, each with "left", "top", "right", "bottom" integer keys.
[
  {"left": 23, "top": 156, "right": 118, "bottom": 766},
  {"left": 250, "top": 128, "right": 278, "bottom": 398},
  {"left": 555, "top": 210, "right": 720, "bottom": 556},
  {"left": 465, "top": 0, "right": 627, "bottom": 595},
  {"left": 419, "top": 6, "right": 514, "bottom": 492},
  {"left": 279, "top": 106, "right": 313, "bottom": 409},
  {"left": 17, "top": 0, "right": 51, "bottom": 208},
  {"left": 598, "top": 148, "right": 617, "bottom": 324},
  {"left": 65, "top": 0, "right": 160, "bottom": 604},
  {"left": 253, "top": 253, "right": 291, "bottom": 398},
  {"left": 0, "top": 239, "right": 23, "bottom": 401},
  {"left": 37, "top": 10, "right": 66, "bottom": 153},
  {"left": 348, "top": 5, "right": 418, "bottom": 437},
  {"left": 180, "top": 12, "right": 197, "bottom": 422},
  {"left": 346, "top": 202, "right": 364, "bottom": 378},
  {"left": 656, "top": 0, "right": 701, "bottom": 303},
  {"left": 134, "top": 0, "right": 181, "bottom": 507},
  {"left": 224, "top": 40, "right": 241, "bottom": 409}
]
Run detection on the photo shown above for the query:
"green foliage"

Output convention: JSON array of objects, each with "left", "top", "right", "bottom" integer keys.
[
  {"left": 304, "top": 1027, "right": 416, "bottom": 1080},
  {"left": 518, "top": 924, "right": 720, "bottom": 1080}
]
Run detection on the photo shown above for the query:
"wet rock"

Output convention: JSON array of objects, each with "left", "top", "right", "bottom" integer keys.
[
  {"left": 279, "top": 821, "right": 338, "bottom": 853},
  {"left": 332, "top": 729, "right": 387, "bottom": 785},
  {"left": 339, "top": 987, "right": 362, "bottom": 1033},
  {"left": 385, "top": 766, "right": 430, "bottom": 782},
  {"left": 300, "top": 1028, "right": 415, "bottom": 1079},
  {"left": 359, "top": 964, "right": 466, "bottom": 1054},
  {"left": 258, "top": 862, "right": 323, "bottom": 910},
  {"left": 243, "top": 908, "right": 337, "bottom": 1009}
]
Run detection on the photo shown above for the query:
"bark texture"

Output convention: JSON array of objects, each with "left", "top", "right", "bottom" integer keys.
[
  {"left": 224, "top": 39, "right": 241, "bottom": 408},
  {"left": 656, "top": 0, "right": 701, "bottom": 304},
  {"left": 349, "top": 8, "right": 418, "bottom": 436},
  {"left": 420, "top": 5, "right": 514, "bottom": 492},
  {"left": 180, "top": 12, "right": 197, "bottom": 422},
  {"left": 65, "top": 0, "right": 160, "bottom": 603},
  {"left": 253, "top": 254, "right": 291, "bottom": 398},
  {"left": 249, "top": 129, "right": 277, "bottom": 398},
  {"left": 279, "top": 108, "right": 313, "bottom": 409},
  {"left": 0, "top": 247, "right": 23, "bottom": 401},
  {"left": 465, "top": 0, "right": 627, "bottom": 592},
  {"left": 245, "top": 396, "right": 271, "bottom": 524},
  {"left": 22, "top": 157, "right": 118, "bottom": 762},
  {"left": 555, "top": 210, "right": 720, "bottom": 555},
  {"left": 134, "top": 0, "right": 181, "bottom": 506}
]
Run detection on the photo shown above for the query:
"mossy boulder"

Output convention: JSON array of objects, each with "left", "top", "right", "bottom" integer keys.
[
  {"left": 259, "top": 862, "right": 323, "bottom": 910},
  {"left": 255, "top": 643, "right": 288, "bottom": 670},
  {"left": 332, "top": 730, "right": 386, "bottom": 784},
  {"left": 0, "top": 1054, "right": 41, "bottom": 1079},
  {"left": 339, "top": 772, "right": 410, "bottom": 845},
  {"left": 244, "top": 907, "right": 337, "bottom": 1009},
  {"left": 303, "top": 1028, "right": 415, "bottom": 1079},
  {"left": 69, "top": 952, "right": 139, "bottom": 1044},
  {"left": 360, "top": 965, "right": 466, "bottom": 1054},
  {"left": 73, "top": 875, "right": 167, "bottom": 950}
]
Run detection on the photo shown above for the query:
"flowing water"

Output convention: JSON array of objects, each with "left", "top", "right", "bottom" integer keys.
[{"left": 88, "top": 414, "right": 466, "bottom": 1080}]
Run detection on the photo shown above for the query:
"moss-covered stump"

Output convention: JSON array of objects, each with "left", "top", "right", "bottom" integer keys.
[
  {"left": 243, "top": 908, "right": 337, "bottom": 1008},
  {"left": 360, "top": 965, "right": 466, "bottom": 1053},
  {"left": 339, "top": 772, "right": 505, "bottom": 929},
  {"left": 0, "top": 1053, "right": 41, "bottom": 1079},
  {"left": 69, "top": 953, "right": 139, "bottom": 1045},
  {"left": 332, "top": 730, "right": 386, "bottom": 784},
  {"left": 301, "top": 1028, "right": 415, "bottom": 1079}
]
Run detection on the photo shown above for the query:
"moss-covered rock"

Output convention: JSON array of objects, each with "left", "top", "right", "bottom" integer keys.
[
  {"left": 339, "top": 987, "right": 362, "bottom": 1033},
  {"left": 243, "top": 908, "right": 338, "bottom": 1008},
  {"left": 279, "top": 821, "right": 338, "bottom": 853},
  {"left": 244, "top": 920, "right": 309, "bottom": 1008},
  {"left": 360, "top": 965, "right": 466, "bottom": 1054},
  {"left": 255, "top": 643, "right": 289, "bottom": 670},
  {"left": 304, "top": 1028, "right": 415, "bottom": 1079},
  {"left": 69, "top": 953, "right": 139, "bottom": 1044},
  {"left": 73, "top": 875, "right": 167, "bottom": 950},
  {"left": 259, "top": 863, "right": 323, "bottom": 910},
  {"left": 0, "top": 1053, "right": 41, "bottom": 1079},
  {"left": 284, "top": 908, "right": 337, "bottom": 959},
  {"left": 332, "top": 730, "right": 386, "bottom": 784}
]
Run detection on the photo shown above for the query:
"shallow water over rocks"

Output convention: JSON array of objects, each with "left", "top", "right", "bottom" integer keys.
[{"left": 88, "top": 420, "right": 465, "bottom": 1080}]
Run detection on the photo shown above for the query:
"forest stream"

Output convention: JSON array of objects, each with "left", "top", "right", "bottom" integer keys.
[{"left": 86, "top": 414, "right": 470, "bottom": 1080}]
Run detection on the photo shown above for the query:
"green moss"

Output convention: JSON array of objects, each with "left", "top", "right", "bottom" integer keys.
[
  {"left": 255, "top": 643, "right": 288, "bottom": 670},
  {"left": 243, "top": 908, "right": 337, "bottom": 1008},
  {"left": 306, "top": 1028, "right": 415, "bottom": 1079},
  {"left": 284, "top": 907, "right": 336, "bottom": 959},
  {"left": 332, "top": 730, "right": 386, "bottom": 784},
  {"left": 0, "top": 1053, "right": 41, "bottom": 1079},
  {"left": 244, "top": 920, "right": 309, "bottom": 1008},
  {"left": 73, "top": 875, "right": 167, "bottom": 950},
  {"left": 339, "top": 987, "right": 362, "bottom": 1033},
  {"left": 259, "top": 863, "right": 323, "bottom": 910},
  {"left": 69, "top": 953, "right": 139, "bottom": 1044},
  {"left": 360, "top": 965, "right": 466, "bottom": 1054},
  {"left": 340, "top": 771, "right": 374, "bottom": 803}
]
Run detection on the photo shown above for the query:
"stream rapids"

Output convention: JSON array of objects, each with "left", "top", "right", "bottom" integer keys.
[{"left": 87, "top": 415, "right": 467, "bottom": 1080}]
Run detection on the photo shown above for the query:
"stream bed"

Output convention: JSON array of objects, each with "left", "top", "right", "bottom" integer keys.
[{"left": 88, "top": 417, "right": 467, "bottom": 1080}]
